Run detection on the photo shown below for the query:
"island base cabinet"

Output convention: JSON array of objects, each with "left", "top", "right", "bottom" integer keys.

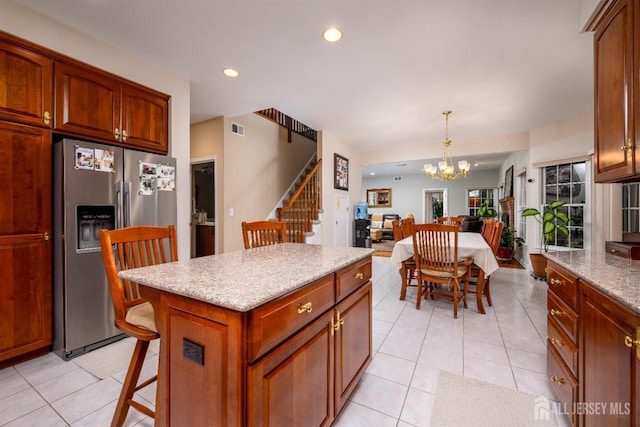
[
  {"left": 248, "top": 311, "right": 335, "bottom": 427},
  {"left": 581, "top": 284, "right": 640, "bottom": 426},
  {"left": 248, "top": 281, "right": 372, "bottom": 427}
]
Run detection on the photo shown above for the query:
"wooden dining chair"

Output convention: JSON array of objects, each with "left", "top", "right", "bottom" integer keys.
[
  {"left": 470, "top": 220, "right": 503, "bottom": 307},
  {"left": 400, "top": 216, "right": 416, "bottom": 238},
  {"left": 412, "top": 223, "right": 473, "bottom": 318},
  {"left": 394, "top": 219, "right": 417, "bottom": 299},
  {"left": 99, "top": 225, "right": 178, "bottom": 427},
  {"left": 242, "top": 220, "right": 286, "bottom": 249},
  {"left": 436, "top": 216, "right": 464, "bottom": 231},
  {"left": 481, "top": 219, "right": 495, "bottom": 242}
]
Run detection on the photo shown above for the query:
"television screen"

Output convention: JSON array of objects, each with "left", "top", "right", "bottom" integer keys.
[{"left": 356, "top": 202, "right": 368, "bottom": 220}]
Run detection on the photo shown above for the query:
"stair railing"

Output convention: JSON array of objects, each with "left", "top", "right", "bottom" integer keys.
[{"left": 277, "top": 159, "right": 322, "bottom": 242}]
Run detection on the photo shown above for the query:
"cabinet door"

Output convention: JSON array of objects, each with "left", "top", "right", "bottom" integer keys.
[
  {"left": 594, "top": 0, "right": 635, "bottom": 182},
  {"left": 248, "top": 311, "right": 335, "bottom": 427},
  {"left": 121, "top": 84, "right": 169, "bottom": 154},
  {"left": 0, "top": 122, "right": 52, "bottom": 363},
  {"left": 54, "top": 61, "right": 121, "bottom": 142},
  {"left": 581, "top": 284, "right": 640, "bottom": 426},
  {"left": 0, "top": 40, "right": 52, "bottom": 128},
  {"left": 334, "top": 281, "right": 372, "bottom": 414}
]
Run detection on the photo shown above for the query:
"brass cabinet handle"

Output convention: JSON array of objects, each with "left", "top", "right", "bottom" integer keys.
[
  {"left": 550, "top": 309, "right": 565, "bottom": 317},
  {"left": 43, "top": 111, "right": 51, "bottom": 125},
  {"left": 330, "top": 310, "right": 345, "bottom": 336},
  {"left": 625, "top": 327, "right": 640, "bottom": 360},
  {"left": 550, "top": 278, "right": 563, "bottom": 286},
  {"left": 353, "top": 272, "right": 364, "bottom": 280},
  {"left": 621, "top": 138, "right": 633, "bottom": 151},
  {"left": 297, "top": 302, "right": 312, "bottom": 314},
  {"left": 114, "top": 128, "right": 121, "bottom": 140},
  {"left": 550, "top": 337, "right": 564, "bottom": 347},
  {"left": 122, "top": 129, "right": 128, "bottom": 141},
  {"left": 44, "top": 232, "right": 51, "bottom": 242},
  {"left": 550, "top": 375, "right": 565, "bottom": 385}
]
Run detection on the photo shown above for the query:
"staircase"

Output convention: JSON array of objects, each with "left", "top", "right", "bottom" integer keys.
[{"left": 277, "top": 158, "right": 322, "bottom": 243}]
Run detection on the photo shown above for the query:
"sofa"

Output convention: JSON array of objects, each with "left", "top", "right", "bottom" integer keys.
[
  {"left": 458, "top": 215, "right": 483, "bottom": 233},
  {"left": 370, "top": 213, "right": 401, "bottom": 240}
]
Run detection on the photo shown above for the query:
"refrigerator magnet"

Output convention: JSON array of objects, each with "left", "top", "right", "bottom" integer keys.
[
  {"left": 94, "top": 149, "right": 115, "bottom": 173},
  {"left": 139, "top": 176, "right": 155, "bottom": 196},
  {"left": 75, "top": 146, "right": 95, "bottom": 170}
]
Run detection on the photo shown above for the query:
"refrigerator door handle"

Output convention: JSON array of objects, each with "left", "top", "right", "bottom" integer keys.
[
  {"left": 123, "top": 182, "right": 131, "bottom": 228},
  {"left": 115, "top": 181, "right": 123, "bottom": 229}
]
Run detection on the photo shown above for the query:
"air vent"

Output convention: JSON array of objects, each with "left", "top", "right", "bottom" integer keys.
[
  {"left": 393, "top": 176, "right": 403, "bottom": 181},
  {"left": 231, "top": 122, "right": 245, "bottom": 136}
]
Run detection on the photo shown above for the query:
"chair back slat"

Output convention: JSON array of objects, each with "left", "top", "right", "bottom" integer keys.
[
  {"left": 481, "top": 219, "right": 495, "bottom": 242},
  {"left": 242, "top": 220, "right": 287, "bottom": 249},
  {"left": 392, "top": 220, "right": 403, "bottom": 241},
  {"left": 99, "top": 225, "right": 178, "bottom": 322}
]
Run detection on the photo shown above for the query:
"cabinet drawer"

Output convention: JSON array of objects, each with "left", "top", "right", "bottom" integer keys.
[
  {"left": 336, "top": 258, "right": 371, "bottom": 302},
  {"left": 547, "top": 317, "right": 578, "bottom": 378},
  {"left": 547, "top": 344, "right": 579, "bottom": 426},
  {"left": 548, "top": 291, "right": 579, "bottom": 343},
  {"left": 248, "top": 274, "right": 335, "bottom": 362},
  {"left": 547, "top": 261, "right": 578, "bottom": 311}
]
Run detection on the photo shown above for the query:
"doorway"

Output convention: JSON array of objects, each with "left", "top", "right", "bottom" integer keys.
[
  {"left": 191, "top": 157, "right": 217, "bottom": 257},
  {"left": 423, "top": 189, "right": 447, "bottom": 223}
]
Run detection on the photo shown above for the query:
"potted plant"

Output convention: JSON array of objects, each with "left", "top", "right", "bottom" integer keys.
[
  {"left": 521, "top": 200, "right": 571, "bottom": 279},
  {"left": 496, "top": 227, "right": 525, "bottom": 262},
  {"left": 477, "top": 198, "right": 497, "bottom": 219}
]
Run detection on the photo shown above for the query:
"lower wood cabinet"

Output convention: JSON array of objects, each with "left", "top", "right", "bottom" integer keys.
[
  {"left": 581, "top": 283, "right": 640, "bottom": 426},
  {"left": 143, "top": 256, "right": 372, "bottom": 426}
]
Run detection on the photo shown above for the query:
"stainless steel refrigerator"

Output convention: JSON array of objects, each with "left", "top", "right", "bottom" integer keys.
[{"left": 53, "top": 137, "right": 177, "bottom": 359}]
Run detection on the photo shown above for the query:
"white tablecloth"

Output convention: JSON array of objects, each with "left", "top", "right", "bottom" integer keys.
[{"left": 390, "top": 232, "right": 500, "bottom": 277}]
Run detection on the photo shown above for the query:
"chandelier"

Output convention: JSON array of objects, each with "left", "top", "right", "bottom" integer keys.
[{"left": 423, "top": 110, "right": 470, "bottom": 180}]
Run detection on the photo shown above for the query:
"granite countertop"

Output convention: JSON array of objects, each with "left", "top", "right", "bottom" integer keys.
[
  {"left": 545, "top": 250, "right": 640, "bottom": 313},
  {"left": 118, "top": 243, "right": 374, "bottom": 312}
]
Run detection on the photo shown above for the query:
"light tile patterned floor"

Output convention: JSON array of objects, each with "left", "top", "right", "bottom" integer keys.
[{"left": 0, "top": 256, "right": 571, "bottom": 426}]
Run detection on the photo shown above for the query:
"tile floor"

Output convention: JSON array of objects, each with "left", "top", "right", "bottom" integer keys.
[{"left": 0, "top": 256, "right": 571, "bottom": 426}]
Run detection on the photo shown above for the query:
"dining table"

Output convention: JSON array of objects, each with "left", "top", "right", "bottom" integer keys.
[{"left": 390, "top": 232, "right": 500, "bottom": 314}]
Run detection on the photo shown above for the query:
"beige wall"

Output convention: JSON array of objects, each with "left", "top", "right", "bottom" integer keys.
[
  {"left": 192, "top": 114, "right": 317, "bottom": 253},
  {"left": 319, "top": 130, "right": 364, "bottom": 246},
  {"left": 1, "top": 0, "right": 192, "bottom": 259}
]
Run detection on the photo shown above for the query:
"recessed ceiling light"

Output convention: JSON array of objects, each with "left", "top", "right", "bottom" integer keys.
[
  {"left": 222, "top": 68, "right": 239, "bottom": 78},
  {"left": 322, "top": 27, "right": 343, "bottom": 42},
  {"left": 370, "top": 172, "right": 375, "bottom": 176}
]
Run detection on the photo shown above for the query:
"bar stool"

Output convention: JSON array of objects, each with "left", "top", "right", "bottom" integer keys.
[{"left": 99, "top": 225, "right": 178, "bottom": 427}]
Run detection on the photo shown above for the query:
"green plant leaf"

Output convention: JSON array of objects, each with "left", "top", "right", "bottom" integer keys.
[
  {"left": 548, "top": 200, "right": 566, "bottom": 210},
  {"left": 542, "top": 212, "right": 555, "bottom": 222},
  {"left": 555, "top": 212, "right": 570, "bottom": 224},
  {"left": 543, "top": 221, "right": 556, "bottom": 235},
  {"left": 557, "top": 225, "right": 570, "bottom": 237},
  {"left": 521, "top": 208, "right": 539, "bottom": 217}
]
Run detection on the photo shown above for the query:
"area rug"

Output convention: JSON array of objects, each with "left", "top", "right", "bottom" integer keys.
[
  {"left": 73, "top": 337, "right": 160, "bottom": 379},
  {"left": 431, "top": 371, "right": 557, "bottom": 426},
  {"left": 498, "top": 258, "right": 525, "bottom": 269},
  {"left": 371, "top": 239, "right": 395, "bottom": 256}
]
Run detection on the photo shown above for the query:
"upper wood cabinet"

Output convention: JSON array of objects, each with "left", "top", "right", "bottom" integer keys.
[
  {"left": 593, "top": 0, "right": 639, "bottom": 182},
  {"left": 55, "top": 61, "right": 169, "bottom": 154},
  {"left": 0, "top": 39, "right": 53, "bottom": 128}
]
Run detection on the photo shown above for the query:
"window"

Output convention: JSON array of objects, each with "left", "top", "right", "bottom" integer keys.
[
  {"left": 622, "top": 183, "right": 640, "bottom": 232},
  {"left": 543, "top": 162, "right": 586, "bottom": 248},
  {"left": 517, "top": 172, "right": 527, "bottom": 241},
  {"left": 468, "top": 188, "right": 496, "bottom": 216}
]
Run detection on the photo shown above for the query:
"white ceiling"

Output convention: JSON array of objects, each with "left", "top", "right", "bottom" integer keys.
[{"left": 15, "top": 0, "right": 594, "bottom": 176}]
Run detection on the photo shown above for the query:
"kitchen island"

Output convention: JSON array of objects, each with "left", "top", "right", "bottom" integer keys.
[
  {"left": 119, "top": 243, "right": 374, "bottom": 426},
  {"left": 544, "top": 250, "right": 640, "bottom": 426}
]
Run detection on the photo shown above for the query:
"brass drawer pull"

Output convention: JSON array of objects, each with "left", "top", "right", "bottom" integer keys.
[
  {"left": 550, "top": 337, "right": 564, "bottom": 347},
  {"left": 621, "top": 139, "right": 633, "bottom": 151},
  {"left": 43, "top": 111, "right": 51, "bottom": 125},
  {"left": 353, "top": 272, "right": 364, "bottom": 280},
  {"left": 114, "top": 127, "right": 121, "bottom": 140},
  {"left": 550, "top": 375, "right": 565, "bottom": 385},
  {"left": 297, "top": 302, "right": 312, "bottom": 314},
  {"left": 550, "top": 309, "right": 565, "bottom": 317},
  {"left": 550, "top": 278, "right": 563, "bottom": 286}
]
